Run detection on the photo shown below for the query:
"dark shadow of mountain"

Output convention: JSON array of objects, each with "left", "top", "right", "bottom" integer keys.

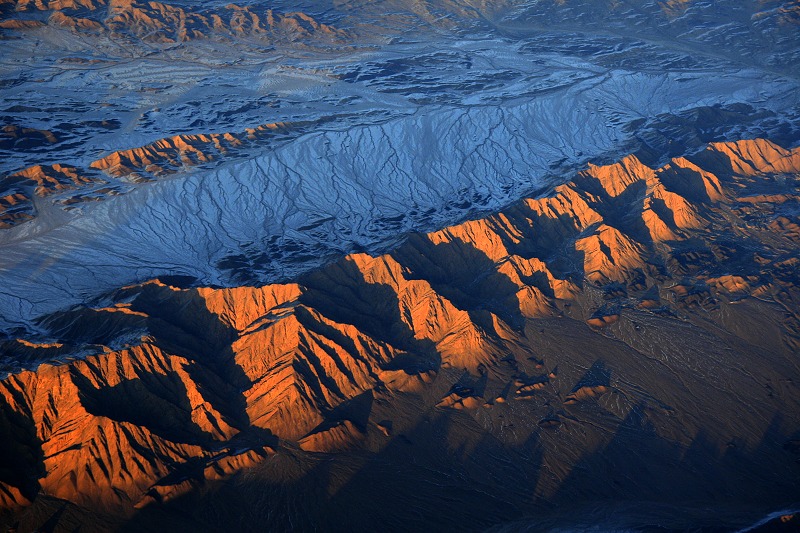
[
  {"left": 552, "top": 404, "right": 800, "bottom": 515},
  {"left": 71, "top": 373, "right": 216, "bottom": 447},
  {"left": 119, "top": 401, "right": 546, "bottom": 533},
  {"left": 0, "top": 394, "right": 44, "bottom": 503},
  {"left": 390, "top": 233, "right": 526, "bottom": 329},
  {"left": 299, "top": 253, "right": 441, "bottom": 370}
]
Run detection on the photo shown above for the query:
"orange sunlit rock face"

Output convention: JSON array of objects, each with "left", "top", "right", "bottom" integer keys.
[
  {"left": 1, "top": 139, "right": 799, "bottom": 529},
  {"left": 2, "top": 0, "right": 800, "bottom": 528}
]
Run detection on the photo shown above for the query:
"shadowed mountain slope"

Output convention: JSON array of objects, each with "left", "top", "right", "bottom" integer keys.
[{"left": 0, "top": 138, "right": 799, "bottom": 530}]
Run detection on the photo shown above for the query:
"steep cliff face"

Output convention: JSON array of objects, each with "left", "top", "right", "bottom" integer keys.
[{"left": 1, "top": 139, "right": 798, "bottom": 529}]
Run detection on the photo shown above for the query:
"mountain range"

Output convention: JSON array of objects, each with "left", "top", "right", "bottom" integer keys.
[{"left": 1, "top": 0, "right": 799, "bottom": 531}]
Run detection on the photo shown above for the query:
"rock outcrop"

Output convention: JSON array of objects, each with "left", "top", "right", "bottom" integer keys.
[{"left": 1, "top": 139, "right": 799, "bottom": 529}]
